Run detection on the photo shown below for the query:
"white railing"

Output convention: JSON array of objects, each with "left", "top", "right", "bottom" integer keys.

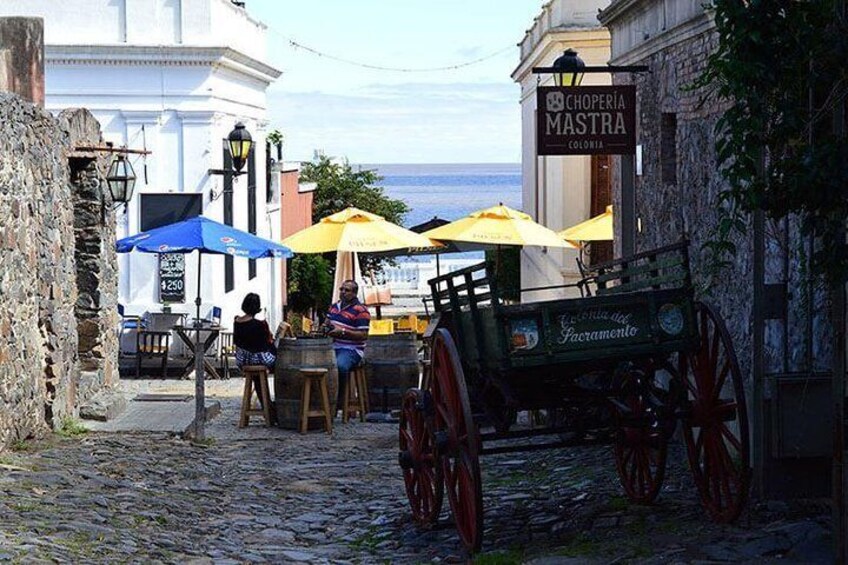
[{"left": 377, "top": 258, "right": 483, "bottom": 295}]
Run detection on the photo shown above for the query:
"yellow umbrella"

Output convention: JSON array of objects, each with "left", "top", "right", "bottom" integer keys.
[
  {"left": 281, "top": 207, "right": 441, "bottom": 253},
  {"left": 422, "top": 204, "right": 575, "bottom": 248},
  {"left": 559, "top": 205, "right": 613, "bottom": 245}
]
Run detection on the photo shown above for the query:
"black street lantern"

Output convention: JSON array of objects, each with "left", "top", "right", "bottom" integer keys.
[
  {"left": 552, "top": 48, "right": 585, "bottom": 87},
  {"left": 106, "top": 154, "right": 136, "bottom": 206},
  {"left": 227, "top": 122, "right": 253, "bottom": 174}
]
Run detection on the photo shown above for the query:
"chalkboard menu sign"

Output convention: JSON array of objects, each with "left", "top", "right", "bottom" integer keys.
[{"left": 159, "top": 253, "right": 186, "bottom": 303}]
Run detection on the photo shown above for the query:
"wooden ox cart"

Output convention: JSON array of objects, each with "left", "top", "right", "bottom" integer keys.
[{"left": 397, "top": 241, "right": 750, "bottom": 552}]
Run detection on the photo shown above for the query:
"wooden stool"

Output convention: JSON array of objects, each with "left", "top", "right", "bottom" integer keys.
[
  {"left": 299, "top": 368, "right": 333, "bottom": 434},
  {"left": 356, "top": 365, "right": 370, "bottom": 414},
  {"left": 342, "top": 366, "right": 368, "bottom": 423},
  {"left": 239, "top": 365, "right": 273, "bottom": 428}
]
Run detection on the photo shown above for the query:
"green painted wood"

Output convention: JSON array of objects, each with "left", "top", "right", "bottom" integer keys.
[
  {"left": 595, "top": 256, "right": 683, "bottom": 283},
  {"left": 428, "top": 243, "right": 698, "bottom": 385},
  {"left": 596, "top": 273, "right": 689, "bottom": 295}
]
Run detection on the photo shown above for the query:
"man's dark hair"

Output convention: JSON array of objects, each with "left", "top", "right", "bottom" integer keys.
[
  {"left": 241, "top": 292, "right": 262, "bottom": 315},
  {"left": 344, "top": 279, "right": 358, "bottom": 294}
]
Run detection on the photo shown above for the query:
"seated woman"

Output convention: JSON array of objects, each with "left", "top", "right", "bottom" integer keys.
[{"left": 233, "top": 293, "right": 276, "bottom": 370}]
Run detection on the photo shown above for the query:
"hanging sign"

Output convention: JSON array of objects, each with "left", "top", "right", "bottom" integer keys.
[
  {"left": 536, "top": 85, "right": 636, "bottom": 155},
  {"left": 159, "top": 253, "right": 186, "bottom": 303}
]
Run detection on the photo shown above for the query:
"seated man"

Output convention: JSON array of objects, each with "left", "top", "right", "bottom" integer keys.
[{"left": 321, "top": 280, "right": 370, "bottom": 410}]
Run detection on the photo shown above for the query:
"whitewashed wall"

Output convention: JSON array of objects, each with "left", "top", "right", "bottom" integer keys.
[
  {"left": 0, "top": 0, "right": 283, "bottom": 329},
  {"left": 512, "top": 0, "right": 611, "bottom": 302}
]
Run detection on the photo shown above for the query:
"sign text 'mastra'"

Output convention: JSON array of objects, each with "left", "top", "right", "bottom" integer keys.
[{"left": 536, "top": 85, "right": 636, "bottom": 155}]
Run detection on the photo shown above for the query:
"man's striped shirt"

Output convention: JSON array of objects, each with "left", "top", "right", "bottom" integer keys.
[{"left": 327, "top": 298, "right": 371, "bottom": 357}]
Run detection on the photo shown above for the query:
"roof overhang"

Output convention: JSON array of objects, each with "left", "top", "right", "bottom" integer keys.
[{"left": 46, "top": 44, "right": 281, "bottom": 84}]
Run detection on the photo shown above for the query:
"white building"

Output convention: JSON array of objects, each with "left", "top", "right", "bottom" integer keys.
[
  {"left": 0, "top": 0, "right": 283, "bottom": 328},
  {"left": 512, "top": 0, "right": 611, "bottom": 301}
]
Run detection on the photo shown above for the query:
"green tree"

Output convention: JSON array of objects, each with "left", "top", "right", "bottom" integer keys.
[
  {"left": 485, "top": 247, "right": 520, "bottom": 303},
  {"left": 301, "top": 155, "right": 408, "bottom": 226},
  {"left": 287, "top": 254, "right": 333, "bottom": 314},
  {"left": 300, "top": 155, "right": 410, "bottom": 275}
]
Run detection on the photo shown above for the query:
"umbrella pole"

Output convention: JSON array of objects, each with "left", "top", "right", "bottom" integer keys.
[
  {"left": 436, "top": 254, "right": 441, "bottom": 278},
  {"left": 196, "top": 252, "right": 202, "bottom": 323},
  {"left": 194, "top": 252, "right": 206, "bottom": 441}
]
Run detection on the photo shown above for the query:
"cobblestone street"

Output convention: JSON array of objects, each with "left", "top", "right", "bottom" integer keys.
[{"left": 0, "top": 381, "right": 832, "bottom": 564}]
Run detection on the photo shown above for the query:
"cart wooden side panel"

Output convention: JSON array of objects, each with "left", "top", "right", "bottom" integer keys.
[
  {"left": 428, "top": 241, "right": 697, "bottom": 374},
  {"left": 499, "top": 287, "right": 697, "bottom": 370}
]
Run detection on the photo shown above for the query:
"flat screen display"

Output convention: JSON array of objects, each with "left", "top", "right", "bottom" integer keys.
[{"left": 140, "top": 194, "right": 202, "bottom": 232}]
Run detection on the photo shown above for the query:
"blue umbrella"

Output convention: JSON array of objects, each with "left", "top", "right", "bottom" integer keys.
[
  {"left": 117, "top": 216, "right": 293, "bottom": 439},
  {"left": 117, "top": 216, "right": 293, "bottom": 320},
  {"left": 117, "top": 215, "right": 291, "bottom": 259}
]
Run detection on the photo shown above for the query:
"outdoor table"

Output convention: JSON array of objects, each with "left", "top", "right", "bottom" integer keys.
[{"left": 173, "top": 324, "right": 223, "bottom": 380}]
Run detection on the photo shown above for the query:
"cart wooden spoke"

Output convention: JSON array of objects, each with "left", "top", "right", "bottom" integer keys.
[
  {"left": 398, "top": 388, "right": 443, "bottom": 526},
  {"left": 431, "top": 328, "right": 483, "bottom": 553},
  {"left": 612, "top": 362, "right": 670, "bottom": 503},
  {"left": 679, "top": 301, "right": 751, "bottom": 523}
]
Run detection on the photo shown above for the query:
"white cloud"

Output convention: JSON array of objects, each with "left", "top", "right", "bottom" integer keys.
[{"left": 268, "top": 82, "right": 522, "bottom": 163}]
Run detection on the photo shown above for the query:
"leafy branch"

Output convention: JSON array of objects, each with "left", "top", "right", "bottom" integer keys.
[{"left": 697, "top": 0, "right": 848, "bottom": 283}]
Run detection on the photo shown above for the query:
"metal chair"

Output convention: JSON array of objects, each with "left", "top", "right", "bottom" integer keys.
[{"left": 117, "top": 304, "right": 144, "bottom": 355}]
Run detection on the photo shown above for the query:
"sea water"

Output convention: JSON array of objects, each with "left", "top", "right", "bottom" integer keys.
[
  {"left": 354, "top": 163, "right": 522, "bottom": 298},
  {"left": 364, "top": 163, "right": 522, "bottom": 229}
]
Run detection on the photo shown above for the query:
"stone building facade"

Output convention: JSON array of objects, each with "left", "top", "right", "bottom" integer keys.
[
  {"left": 0, "top": 92, "right": 116, "bottom": 448},
  {"left": 599, "top": 0, "right": 833, "bottom": 497},
  {"left": 597, "top": 3, "right": 749, "bottom": 343}
]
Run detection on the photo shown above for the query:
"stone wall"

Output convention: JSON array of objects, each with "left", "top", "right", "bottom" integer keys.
[
  {"left": 59, "top": 108, "right": 119, "bottom": 407},
  {"left": 603, "top": 3, "right": 835, "bottom": 496},
  {"left": 0, "top": 93, "right": 76, "bottom": 443},
  {"left": 0, "top": 95, "right": 116, "bottom": 447},
  {"left": 610, "top": 30, "right": 755, "bottom": 379}
]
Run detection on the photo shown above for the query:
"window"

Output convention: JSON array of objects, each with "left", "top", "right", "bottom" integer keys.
[{"left": 661, "top": 113, "right": 678, "bottom": 185}]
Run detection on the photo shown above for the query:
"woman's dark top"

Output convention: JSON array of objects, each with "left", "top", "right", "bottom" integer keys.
[{"left": 233, "top": 318, "right": 274, "bottom": 353}]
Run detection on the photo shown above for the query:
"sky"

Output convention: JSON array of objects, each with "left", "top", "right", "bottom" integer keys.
[{"left": 245, "top": 1, "right": 546, "bottom": 164}]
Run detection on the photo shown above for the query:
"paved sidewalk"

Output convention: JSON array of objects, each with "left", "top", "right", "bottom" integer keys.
[{"left": 84, "top": 379, "right": 237, "bottom": 435}]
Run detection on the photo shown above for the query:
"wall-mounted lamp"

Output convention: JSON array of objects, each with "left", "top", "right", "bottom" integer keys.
[
  {"left": 106, "top": 154, "right": 136, "bottom": 210},
  {"left": 531, "top": 48, "right": 647, "bottom": 81},
  {"left": 209, "top": 122, "right": 253, "bottom": 178},
  {"left": 209, "top": 122, "right": 254, "bottom": 201},
  {"left": 73, "top": 143, "right": 149, "bottom": 217},
  {"left": 552, "top": 48, "right": 585, "bottom": 87}
]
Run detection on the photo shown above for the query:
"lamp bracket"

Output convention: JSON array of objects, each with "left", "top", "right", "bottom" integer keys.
[
  {"left": 208, "top": 168, "right": 245, "bottom": 177},
  {"left": 73, "top": 144, "right": 152, "bottom": 155},
  {"left": 531, "top": 65, "right": 649, "bottom": 75},
  {"left": 209, "top": 187, "right": 233, "bottom": 202}
]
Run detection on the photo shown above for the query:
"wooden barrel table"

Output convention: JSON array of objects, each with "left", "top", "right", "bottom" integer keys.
[
  {"left": 364, "top": 333, "right": 419, "bottom": 413},
  {"left": 275, "top": 337, "right": 339, "bottom": 430}
]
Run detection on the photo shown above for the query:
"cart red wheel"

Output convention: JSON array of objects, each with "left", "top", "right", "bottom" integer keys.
[
  {"left": 398, "top": 388, "right": 443, "bottom": 527},
  {"left": 431, "top": 328, "right": 483, "bottom": 553},
  {"left": 613, "top": 363, "right": 669, "bottom": 504},
  {"left": 680, "top": 302, "right": 751, "bottom": 523}
]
